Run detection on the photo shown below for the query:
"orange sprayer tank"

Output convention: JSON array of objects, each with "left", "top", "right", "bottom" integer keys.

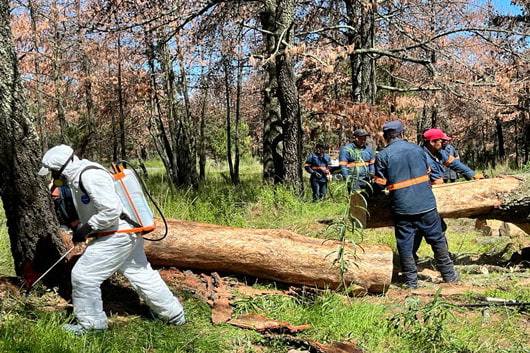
[{"left": 112, "top": 165, "right": 155, "bottom": 234}]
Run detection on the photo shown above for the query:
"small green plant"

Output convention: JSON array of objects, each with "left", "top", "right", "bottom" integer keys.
[
  {"left": 322, "top": 186, "right": 369, "bottom": 291},
  {"left": 388, "top": 288, "right": 470, "bottom": 352},
  {"left": 323, "top": 148, "right": 371, "bottom": 290}
]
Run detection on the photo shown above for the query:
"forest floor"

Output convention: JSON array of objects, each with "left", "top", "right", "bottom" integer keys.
[{"left": 1, "top": 160, "right": 530, "bottom": 353}]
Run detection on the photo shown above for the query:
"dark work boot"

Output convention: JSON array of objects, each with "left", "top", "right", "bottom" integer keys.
[
  {"left": 431, "top": 242, "right": 459, "bottom": 283},
  {"left": 400, "top": 255, "right": 418, "bottom": 289}
]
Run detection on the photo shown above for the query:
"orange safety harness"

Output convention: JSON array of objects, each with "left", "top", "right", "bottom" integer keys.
[
  {"left": 339, "top": 159, "right": 375, "bottom": 168},
  {"left": 374, "top": 174, "right": 430, "bottom": 191}
]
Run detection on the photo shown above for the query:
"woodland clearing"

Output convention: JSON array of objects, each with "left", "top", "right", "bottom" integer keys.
[{"left": 1, "top": 162, "right": 530, "bottom": 353}]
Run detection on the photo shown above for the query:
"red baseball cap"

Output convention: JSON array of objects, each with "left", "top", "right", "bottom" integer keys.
[{"left": 423, "top": 128, "right": 451, "bottom": 141}]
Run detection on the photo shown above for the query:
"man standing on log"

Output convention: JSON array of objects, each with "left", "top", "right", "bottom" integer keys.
[
  {"left": 304, "top": 143, "right": 332, "bottom": 202},
  {"left": 38, "top": 145, "right": 185, "bottom": 334},
  {"left": 339, "top": 128, "right": 375, "bottom": 194},
  {"left": 374, "top": 121, "right": 459, "bottom": 289}
]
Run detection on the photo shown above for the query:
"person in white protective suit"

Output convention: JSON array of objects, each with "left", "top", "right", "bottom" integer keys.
[{"left": 38, "top": 145, "right": 185, "bottom": 334}]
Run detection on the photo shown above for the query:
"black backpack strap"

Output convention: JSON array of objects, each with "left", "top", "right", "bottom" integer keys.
[{"left": 79, "top": 166, "right": 107, "bottom": 195}]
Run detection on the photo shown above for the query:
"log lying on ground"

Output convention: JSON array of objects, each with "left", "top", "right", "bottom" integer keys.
[
  {"left": 144, "top": 219, "right": 393, "bottom": 293},
  {"left": 365, "top": 174, "right": 530, "bottom": 230}
]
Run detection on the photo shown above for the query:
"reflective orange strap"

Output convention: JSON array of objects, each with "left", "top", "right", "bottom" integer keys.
[
  {"left": 339, "top": 161, "right": 348, "bottom": 165},
  {"left": 443, "top": 155, "right": 455, "bottom": 166},
  {"left": 311, "top": 166, "right": 328, "bottom": 170},
  {"left": 346, "top": 161, "right": 371, "bottom": 167},
  {"left": 96, "top": 225, "right": 155, "bottom": 237},
  {"left": 387, "top": 174, "right": 430, "bottom": 191},
  {"left": 304, "top": 163, "right": 311, "bottom": 167},
  {"left": 374, "top": 176, "right": 387, "bottom": 185}
]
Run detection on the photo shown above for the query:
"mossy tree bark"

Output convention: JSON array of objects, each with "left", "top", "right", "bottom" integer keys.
[{"left": 0, "top": 0, "right": 68, "bottom": 291}]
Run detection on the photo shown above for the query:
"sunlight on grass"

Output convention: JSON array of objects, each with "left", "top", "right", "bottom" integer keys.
[{"left": 1, "top": 159, "right": 529, "bottom": 352}]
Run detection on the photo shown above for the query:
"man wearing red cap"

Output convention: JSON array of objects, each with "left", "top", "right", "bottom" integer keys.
[
  {"left": 412, "top": 128, "right": 484, "bottom": 263},
  {"left": 422, "top": 128, "right": 483, "bottom": 184}
]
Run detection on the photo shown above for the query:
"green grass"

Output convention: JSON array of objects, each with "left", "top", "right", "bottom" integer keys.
[
  {"left": 143, "top": 159, "right": 348, "bottom": 237},
  {"left": 1, "top": 158, "right": 529, "bottom": 352},
  {"left": 0, "top": 294, "right": 262, "bottom": 353},
  {"left": 0, "top": 206, "right": 15, "bottom": 276}
]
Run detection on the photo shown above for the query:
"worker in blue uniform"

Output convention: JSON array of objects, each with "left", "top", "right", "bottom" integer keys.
[
  {"left": 412, "top": 128, "right": 484, "bottom": 261},
  {"left": 374, "top": 121, "right": 458, "bottom": 289},
  {"left": 422, "top": 128, "right": 483, "bottom": 185},
  {"left": 339, "top": 129, "right": 375, "bottom": 194},
  {"left": 304, "top": 143, "right": 332, "bottom": 202}
]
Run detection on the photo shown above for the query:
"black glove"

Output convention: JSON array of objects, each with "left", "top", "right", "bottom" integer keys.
[
  {"left": 72, "top": 223, "right": 93, "bottom": 244},
  {"left": 314, "top": 172, "right": 322, "bottom": 179}
]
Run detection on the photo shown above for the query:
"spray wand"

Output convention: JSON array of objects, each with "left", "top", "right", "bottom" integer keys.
[{"left": 24, "top": 245, "right": 77, "bottom": 297}]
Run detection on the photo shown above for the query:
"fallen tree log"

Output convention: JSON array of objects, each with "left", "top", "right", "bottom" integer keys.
[
  {"left": 364, "top": 174, "right": 530, "bottom": 230},
  {"left": 143, "top": 219, "right": 393, "bottom": 293}
]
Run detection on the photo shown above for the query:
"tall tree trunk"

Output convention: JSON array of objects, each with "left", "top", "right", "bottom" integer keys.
[
  {"left": 223, "top": 58, "right": 236, "bottom": 183},
  {"left": 75, "top": 0, "right": 95, "bottom": 159},
  {"left": 0, "top": 0, "right": 68, "bottom": 292},
  {"left": 174, "top": 45, "right": 198, "bottom": 187},
  {"left": 234, "top": 58, "right": 242, "bottom": 184},
  {"left": 274, "top": 0, "right": 303, "bottom": 193},
  {"left": 28, "top": 0, "right": 45, "bottom": 151},
  {"left": 199, "top": 75, "right": 208, "bottom": 182},
  {"left": 51, "top": 0, "right": 67, "bottom": 143},
  {"left": 261, "top": 2, "right": 283, "bottom": 183},
  {"left": 117, "top": 34, "right": 127, "bottom": 161},
  {"left": 145, "top": 38, "right": 174, "bottom": 181},
  {"left": 107, "top": 57, "right": 118, "bottom": 161},
  {"left": 344, "top": 0, "right": 376, "bottom": 104},
  {"left": 495, "top": 116, "right": 505, "bottom": 160},
  {"left": 159, "top": 41, "right": 180, "bottom": 186}
]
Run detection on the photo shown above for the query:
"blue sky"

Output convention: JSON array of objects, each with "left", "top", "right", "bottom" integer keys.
[{"left": 489, "top": 0, "right": 522, "bottom": 15}]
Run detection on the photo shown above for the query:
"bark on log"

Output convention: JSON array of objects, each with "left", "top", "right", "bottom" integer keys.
[
  {"left": 143, "top": 219, "right": 393, "bottom": 293},
  {"left": 364, "top": 174, "right": 530, "bottom": 229}
]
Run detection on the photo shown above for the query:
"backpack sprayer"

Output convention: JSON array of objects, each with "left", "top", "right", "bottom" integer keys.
[
  {"left": 25, "top": 160, "right": 168, "bottom": 296},
  {"left": 78, "top": 160, "right": 168, "bottom": 241},
  {"left": 108, "top": 160, "right": 168, "bottom": 241}
]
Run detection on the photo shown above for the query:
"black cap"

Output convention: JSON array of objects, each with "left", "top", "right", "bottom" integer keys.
[
  {"left": 383, "top": 121, "right": 404, "bottom": 135},
  {"left": 353, "top": 128, "right": 370, "bottom": 137}
]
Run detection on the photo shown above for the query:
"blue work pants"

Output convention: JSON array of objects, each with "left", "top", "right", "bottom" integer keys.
[
  {"left": 394, "top": 209, "right": 457, "bottom": 287},
  {"left": 310, "top": 177, "right": 327, "bottom": 202}
]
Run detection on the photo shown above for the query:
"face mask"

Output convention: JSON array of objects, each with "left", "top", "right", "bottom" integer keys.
[
  {"left": 51, "top": 152, "right": 74, "bottom": 187},
  {"left": 52, "top": 170, "right": 67, "bottom": 187}
]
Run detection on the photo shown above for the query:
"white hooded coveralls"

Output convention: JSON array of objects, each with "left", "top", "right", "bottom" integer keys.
[{"left": 41, "top": 146, "right": 185, "bottom": 330}]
